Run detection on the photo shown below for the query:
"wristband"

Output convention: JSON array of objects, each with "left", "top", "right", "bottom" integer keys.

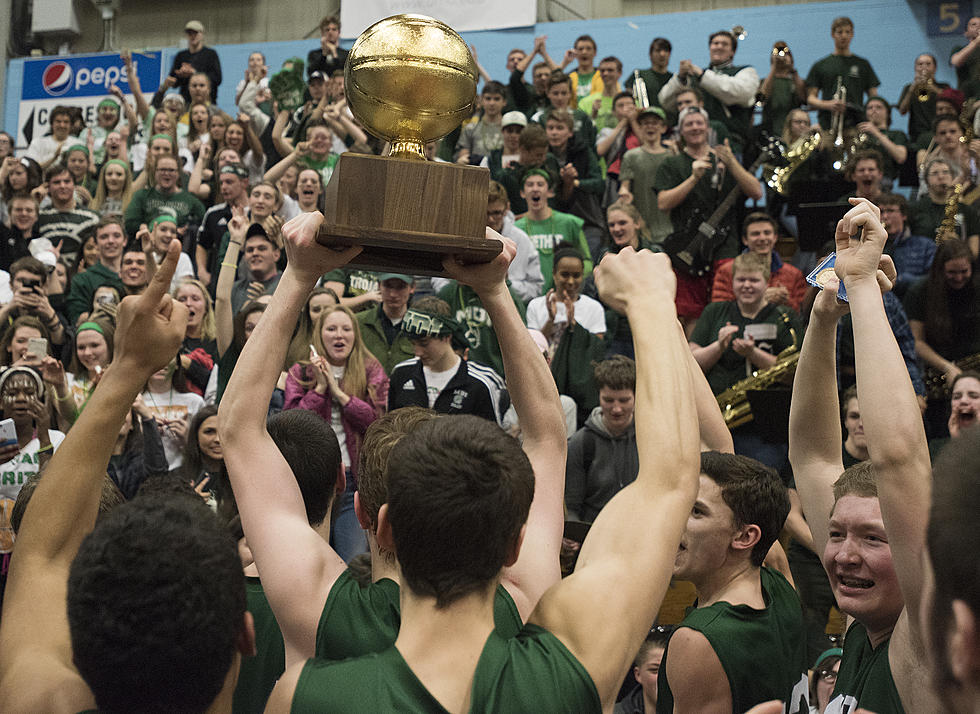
[
  {"left": 221, "top": 262, "right": 238, "bottom": 269},
  {"left": 37, "top": 443, "right": 53, "bottom": 454},
  {"left": 229, "top": 241, "right": 243, "bottom": 248}
]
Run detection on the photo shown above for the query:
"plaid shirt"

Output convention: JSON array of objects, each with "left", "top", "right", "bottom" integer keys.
[{"left": 885, "top": 228, "right": 936, "bottom": 297}]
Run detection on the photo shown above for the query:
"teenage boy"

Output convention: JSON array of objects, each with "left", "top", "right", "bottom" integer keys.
[
  {"left": 456, "top": 81, "right": 507, "bottom": 166},
  {"left": 545, "top": 110, "right": 605, "bottom": 256},
  {"left": 231, "top": 224, "right": 282, "bottom": 314},
  {"left": 579, "top": 57, "right": 626, "bottom": 130},
  {"left": 627, "top": 38, "right": 674, "bottom": 114},
  {"left": 515, "top": 169, "right": 594, "bottom": 292},
  {"left": 499, "top": 124, "right": 562, "bottom": 214},
  {"left": 568, "top": 35, "right": 607, "bottom": 100},
  {"left": 483, "top": 111, "right": 527, "bottom": 181},
  {"left": 388, "top": 296, "right": 506, "bottom": 423},
  {"left": 532, "top": 73, "right": 597, "bottom": 150},
  {"left": 619, "top": 106, "right": 672, "bottom": 244},
  {"left": 24, "top": 106, "right": 78, "bottom": 168},
  {"left": 357, "top": 274, "right": 416, "bottom": 375},
  {"left": 806, "top": 17, "right": 879, "bottom": 131},
  {"left": 36, "top": 164, "right": 99, "bottom": 261},
  {"left": 66, "top": 217, "right": 128, "bottom": 324}
]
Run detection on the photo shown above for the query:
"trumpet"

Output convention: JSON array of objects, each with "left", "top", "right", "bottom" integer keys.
[
  {"left": 732, "top": 25, "right": 747, "bottom": 41},
  {"left": 917, "top": 77, "right": 935, "bottom": 102},
  {"left": 632, "top": 70, "right": 649, "bottom": 110},
  {"left": 771, "top": 41, "right": 790, "bottom": 60}
]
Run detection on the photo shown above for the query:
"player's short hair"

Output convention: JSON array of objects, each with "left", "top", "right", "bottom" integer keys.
[
  {"left": 574, "top": 34, "right": 596, "bottom": 50},
  {"left": 482, "top": 80, "right": 506, "bottom": 98},
  {"left": 44, "top": 162, "right": 73, "bottom": 184},
  {"left": 358, "top": 406, "right": 439, "bottom": 528},
  {"left": 386, "top": 415, "right": 534, "bottom": 607},
  {"left": 833, "top": 459, "right": 878, "bottom": 503},
  {"left": 67, "top": 494, "right": 246, "bottom": 713},
  {"left": 267, "top": 409, "right": 342, "bottom": 527},
  {"left": 547, "top": 72, "right": 573, "bottom": 92},
  {"left": 709, "top": 30, "right": 737, "bottom": 53},
  {"left": 831, "top": 16, "right": 854, "bottom": 32},
  {"left": 741, "top": 211, "right": 778, "bottom": 238},
  {"left": 700, "top": 451, "right": 790, "bottom": 566},
  {"left": 545, "top": 109, "right": 574, "bottom": 132},
  {"left": 319, "top": 15, "right": 340, "bottom": 32},
  {"left": 593, "top": 355, "right": 635, "bottom": 392},
  {"left": 650, "top": 37, "right": 672, "bottom": 54},
  {"left": 599, "top": 56, "right": 622, "bottom": 72}
]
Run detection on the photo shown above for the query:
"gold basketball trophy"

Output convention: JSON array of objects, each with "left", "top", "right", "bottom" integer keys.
[{"left": 316, "top": 14, "right": 501, "bottom": 274}]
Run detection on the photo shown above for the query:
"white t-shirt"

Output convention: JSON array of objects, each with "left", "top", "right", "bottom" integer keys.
[
  {"left": 526, "top": 294, "right": 607, "bottom": 337},
  {"left": 0, "top": 430, "right": 66, "bottom": 553},
  {"left": 422, "top": 356, "right": 460, "bottom": 408},
  {"left": 141, "top": 388, "right": 205, "bottom": 470}
]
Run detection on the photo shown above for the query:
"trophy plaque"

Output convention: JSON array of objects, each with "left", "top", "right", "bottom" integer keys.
[{"left": 316, "top": 14, "right": 502, "bottom": 275}]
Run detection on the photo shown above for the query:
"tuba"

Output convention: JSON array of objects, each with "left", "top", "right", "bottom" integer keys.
[{"left": 632, "top": 70, "right": 649, "bottom": 110}]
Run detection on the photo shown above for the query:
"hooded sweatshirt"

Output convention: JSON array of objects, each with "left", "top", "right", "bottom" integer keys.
[{"left": 564, "top": 405, "right": 639, "bottom": 523}]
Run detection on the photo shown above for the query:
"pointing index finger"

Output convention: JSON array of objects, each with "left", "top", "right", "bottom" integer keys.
[{"left": 143, "top": 238, "right": 181, "bottom": 306}]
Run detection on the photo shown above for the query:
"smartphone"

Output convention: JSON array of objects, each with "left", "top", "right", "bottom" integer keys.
[
  {"left": 0, "top": 418, "right": 17, "bottom": 448},
  {"left": 20, "top": 278, "right": 41, "bottom": 295},
  {"left": 310, "top": 343, "right": 319, "bottom": 360},
  {"left": 27, "top": 337, "right": 48, "bottom": 359}
]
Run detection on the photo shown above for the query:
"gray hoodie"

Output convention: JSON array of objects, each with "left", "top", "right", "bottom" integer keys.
[{"left": 564, "top": 405, "right": 639, "bottom": 523}]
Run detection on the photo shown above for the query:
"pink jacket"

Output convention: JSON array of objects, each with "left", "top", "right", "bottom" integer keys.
[{"left": 283, "top": 359, "right": 389, "bottom": 482}]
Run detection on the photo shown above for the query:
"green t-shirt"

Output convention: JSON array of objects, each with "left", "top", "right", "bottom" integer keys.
[
  {"left": 514, "top": 210, "right": 594, "bottom": 292},
  {"left": 294, "top": 625, "right": 600, "bottom": 713},
  {"left": 619, "top": 148, "right": 673, "bottom": 244},
  {"left": 232, "top": 577, "right": 285, "bottom": 714},
  {"left": 574, "top": 70, "right": 597, "bottom": 98},
  {"left": 952, "top": 44, "right": 980, "bottom": 89},
  {"left": 898, "top": 81, "right": 951, "bottom": 143},
  {"left": 827, "top": 620, "right": 905, "bottom": 713},
  {"left": 761, "top": 76, "right": 802, "bottom": 137},
  {"left": 298, "top": 153, "right": 340, "bottom": 187},
  {"left": 689, "top": 300, "right": 802, "bottom": 395},
  {"left": 437, "top": 281, "right": 527, "bottom": 378},
  {"left": 122, "top": 186, "right": 205, "bottom": 238},
  {"left": 314, "top": 570, "right": 523, "bottom": 661},
  {"left": 657, "top": 568, "right": 809, "bottom": 714},
  {"left": 578, "top": 92, "right": 617, "bottom": 131},
  {"left": 805, "top": 54, "right": 880, "bottom": 130},
  {"left": 862, "top": 128, "right": 908, "bottom": 180}
]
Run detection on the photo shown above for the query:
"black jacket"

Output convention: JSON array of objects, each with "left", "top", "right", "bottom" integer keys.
[{"left": 387, "top": 357, "right": 507, "bottom": 424}]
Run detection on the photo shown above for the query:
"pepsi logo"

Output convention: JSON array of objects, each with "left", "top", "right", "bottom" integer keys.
[{"left": 42, "top": 62, "right": 73, "bottom": 96}]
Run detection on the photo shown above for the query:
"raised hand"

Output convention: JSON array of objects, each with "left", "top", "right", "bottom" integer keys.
[
  {"left": 442, "top": 228, "right": 516, "bottom": 298},
  {"left": 833, "top": 198, "right": 897, "bottom": 291},
  {"left": 280, "top": 212, "right": 362, "bottom": 285},
  {"left": 595, "top": 247, "right": 676, "bottom": 315},
  {"left": 718, "top": 322, "right": 738, "bottom": 350}
]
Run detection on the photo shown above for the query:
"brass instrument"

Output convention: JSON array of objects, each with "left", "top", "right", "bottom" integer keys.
[
  {"left": 917, "top": 77, "right": 934, "bottom": 102},
  {"left": 632, "top": 70, "right": 649, "bottom": 110},
  {"left": 771, "top": 41, "right": 790, "bottom": 59},
  {"left": 830, "top": 77, "right": 847, "bottom": 171},
  {"left": 732, "top": 25, "right": 747, "bottom": 41},
  {"left": 717, "top": 346, "right": 799, "bottom": 428},
  {"left": 717, "top": 312, "right": 800, "bottom": 429},
  {"left": 766, "top": 131, "right": 821, "bottom": 195},
  {"left": 936, "top": 182, "right": 964, "bottom": 244}
]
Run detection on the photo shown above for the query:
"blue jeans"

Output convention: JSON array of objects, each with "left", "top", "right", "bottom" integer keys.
[{"left": 330, "top": 473, "right": 368, "bottom": 562}]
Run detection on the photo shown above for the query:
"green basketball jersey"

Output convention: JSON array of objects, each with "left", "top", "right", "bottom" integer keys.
[
  {"left": 315, "top": 570, "right": 523, "bottom": 661},
  {"left": 232, "top": 577, "right": 285, "bottom": 714},
  {"left": 825, "top": 621, "right": 905, "bottom": 714},
  {"left": 657, "top": 567, "right": 809, "bottom": 714},
  {"left": 292, "top": 625, "right": 600, "bottom": 713}
]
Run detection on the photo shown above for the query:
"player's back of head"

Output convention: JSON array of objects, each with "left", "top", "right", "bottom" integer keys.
[
  {"left": 267, "top": 409, "right": 342, "bottom": 526},
  {"left": 386, "top": 415, "right": 534, "bottom": 607},
  {"left": 67, "top": 493, "right": 246, "bottom": 713},
  {"left": 700, "top": 451, "right": 790, "bottom": 567}
]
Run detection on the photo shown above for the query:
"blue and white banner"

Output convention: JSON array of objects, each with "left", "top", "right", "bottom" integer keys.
[{"left": 15, "top": 51, "right": 162, "bottom": 150}]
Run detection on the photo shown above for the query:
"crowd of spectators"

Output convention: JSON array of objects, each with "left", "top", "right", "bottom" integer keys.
[{"left": 0, "top": 12, "right": 978, "bottom": 714}]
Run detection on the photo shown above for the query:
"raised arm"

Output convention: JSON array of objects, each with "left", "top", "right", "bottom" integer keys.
[
  {"left": 0, "top": 242, "right": 186, "bottom": 711},
  {"left": 122, "top": 51, "right": 150, "bottom": 121},
  {"left": 787, "top": 275, "right": 849, "bottom": 560},
  {"left": 215, "top": 210, "right": 244, "bottom": 357},
  {"left": 529, "top": 248, "right": 700, "bottom": 709},
  {"left": 219, "top": 212, "right": 361, "bottom": 666},
  {"left": 444, "top": 229, "right": 567, "bottom": 622},
  {"left": 833, "top": 199, "right": 937, "bottom": 710}
]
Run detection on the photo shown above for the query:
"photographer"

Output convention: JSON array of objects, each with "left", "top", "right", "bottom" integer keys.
[
  {"left": 66, "top": 217, "right": 127, "bottom": 325},
  {"left": 0, "top": 256, "right": 70, "bottom": 363}
]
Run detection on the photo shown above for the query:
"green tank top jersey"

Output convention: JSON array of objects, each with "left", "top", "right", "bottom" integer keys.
[
  {"left": 825, "top": 621, "right": 905, "bottom": 714},
  {"left": 657, "top": 567, "right": 810, "bottom": 714},
  {"left": 233, "top": 577, "right": 285, "bottom": 714},
  {"left": 292, "top": 624, "right": 600, "bottom": 713},
  {"left": 315, "top": 570, "right": 524, "bottom": 661}
]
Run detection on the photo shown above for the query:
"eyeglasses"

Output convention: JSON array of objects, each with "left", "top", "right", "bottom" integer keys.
[{"left": 817, "top": 669, "right": 838, "bottom": 683}]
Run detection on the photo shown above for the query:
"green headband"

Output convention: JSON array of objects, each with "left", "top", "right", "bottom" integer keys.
[
  {"left": 522, "top": 167, "right": 553, "bottom": 188},
  {"left": 401, "top": 308, "right": 459, "bottom": 338},
  {"left": 66, "top": 144, "right": 89, "bottom": 157},
  {"left": 77, "top": 321, "right": 105, "bottom": 336},
  {"left": 150, "top": 133, "right": 173, "bottom": 144},
  {"left": 104, "top": 158, "right": 129, "bottom": 171},
  {"left": 98, "top": 98, "right": 120, "bottom": 110},
  {"left": 149, "top": 213, "right": 177, "bottom": 230}
]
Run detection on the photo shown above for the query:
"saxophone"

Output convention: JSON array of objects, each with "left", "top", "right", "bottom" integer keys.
[
  {"left": 766, "top": 131, "right": 821, "bottom": 196},
  {"left": 936, "top": 182, "right": 964, "bottom": 244},
  {"left": 716, "top": 312, "right": 800, "bottom": 429}
]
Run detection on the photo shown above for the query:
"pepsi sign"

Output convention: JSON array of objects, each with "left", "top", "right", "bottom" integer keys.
[{"left": 22, "top": 51, "right": 162, "bottom": 101}]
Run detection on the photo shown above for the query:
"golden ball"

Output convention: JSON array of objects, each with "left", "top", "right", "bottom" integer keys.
[{"left": 345, "top": 14, "right": 478, "bottom": 148}]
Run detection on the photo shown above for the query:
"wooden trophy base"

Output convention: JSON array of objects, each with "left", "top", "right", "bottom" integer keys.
[{"left": 317, "top": 152, "right": 501, "bottom": 276}]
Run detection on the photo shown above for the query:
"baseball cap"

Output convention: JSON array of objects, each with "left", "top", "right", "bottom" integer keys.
[
  {"left": 638, "top": 106, "right": 667, "bottom": 121},
  {"left": 502, "top": 111, "right": 528, "bottom": 128},
  {"left": 309, "top": 71, "right": 327, "bottom": 82},
  {"left": 185, "top": 20, "right": 204, "bottom": 33},
  {"left": 378, "top": 273, "right": 413, "bottom": 284}
]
